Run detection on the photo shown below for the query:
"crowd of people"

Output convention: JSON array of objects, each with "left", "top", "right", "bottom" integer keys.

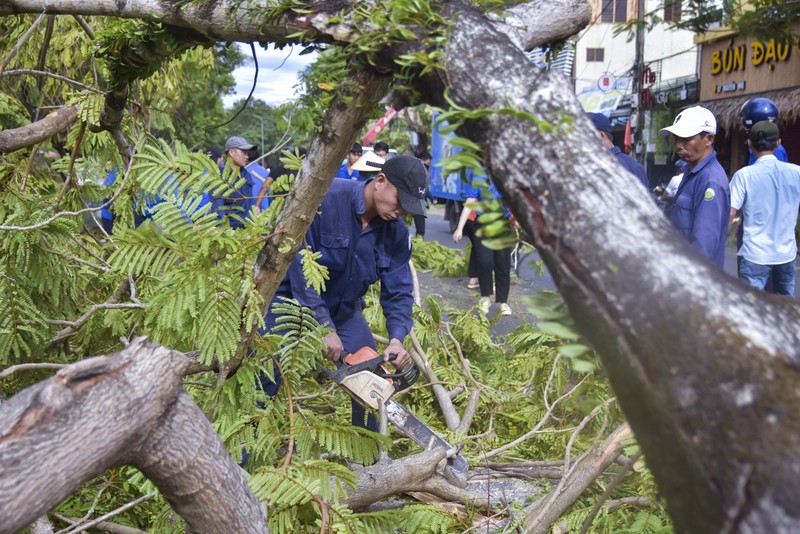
[
  {"left": 654, "top": 98, "right": 800, "bottom": 295},
  {"left": 582, "top": 98, "right": 800, "bottom": 296}
]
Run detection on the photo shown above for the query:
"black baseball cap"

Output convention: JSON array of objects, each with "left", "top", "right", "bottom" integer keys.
[
  {"left": 748, "top": 120, "right": 779, "bottom": 144},
  {"left": 381, "top": 155, "right": 428, "bottom": 216}
]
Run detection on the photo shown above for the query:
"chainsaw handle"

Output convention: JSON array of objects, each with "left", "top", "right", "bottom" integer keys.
[{"left": 382, "top": 355, "right": 420, "bottom": 389}]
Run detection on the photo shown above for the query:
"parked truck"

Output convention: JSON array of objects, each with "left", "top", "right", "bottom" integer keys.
[{"left": 429, "top": 113, "right": 478, "bottom": 232}]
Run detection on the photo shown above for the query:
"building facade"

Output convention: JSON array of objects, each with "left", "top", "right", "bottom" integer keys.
[
  {"left": 694, "top": 24, "right": 800, "bottom": 174},
  {"left": 574, "top": 0, "right": 700, "bottom": 187}
]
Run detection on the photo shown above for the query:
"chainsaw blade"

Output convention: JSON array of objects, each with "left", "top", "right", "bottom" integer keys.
[{"left": 385, "top": 399, "right": 468, "bottom": 487}]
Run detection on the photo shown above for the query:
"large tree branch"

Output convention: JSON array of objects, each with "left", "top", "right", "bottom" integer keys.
[
  {"left": 0, "top": 338, "right": 267, "bottom": 533},
  {"left": 0, "top": 105, "right": 78, "bottom": 154},
  {"left": 522, "top": 424, "right": 631, "bottom": 533},
  {"left": 345, "top": 447, "right": 490, "bottom": 510},
  {"left": 0, "top": 0, "right": 588, "bottom": 52},
  {"left": 437, "top": 1, "right": 800, "bottom": 531}
]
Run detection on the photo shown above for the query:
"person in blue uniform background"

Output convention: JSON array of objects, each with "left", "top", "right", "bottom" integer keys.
[
  {"left": 740, "top": 98, "right": 789, "bottom": 165},
  {"left": 212, "top": 136, "right": 260, "bottom": 228},
  {"left": 335, "top": 143, "right": 363, "bottom": 181},
  {"left": 263, "top": 155, "right": 428, "bottom": 431},
  {"left": 660, "top": 106, "right": 731, "bottom": 269},
  {"left": 587, "top": 112, "right": 649, "bottom": 190}
]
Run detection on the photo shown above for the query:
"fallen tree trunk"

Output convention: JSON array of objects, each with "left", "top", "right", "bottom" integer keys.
[
  {"left": 0, "top": 338, "right": 267, "bottom": 534},
  {"left": 432, "top": 2, "right": 800, "bottom": 531},
  {"left": 4, "top": 0, "right": 800, "bottom": 531}
]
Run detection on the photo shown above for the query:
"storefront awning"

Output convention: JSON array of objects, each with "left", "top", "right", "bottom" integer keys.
[{"left": 699, "top": 87, "right": 800, "bottom": 131}]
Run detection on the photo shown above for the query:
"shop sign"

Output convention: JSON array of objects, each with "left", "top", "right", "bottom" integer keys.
[
  {"left": 700, "top": 30, "right": 800, "bottom": 100},
  {"left": 597, "top": 72, "right": 616, "bottom": 93},
  {"left": 710, "top": 39, "right": 792, "bottom": 75}
]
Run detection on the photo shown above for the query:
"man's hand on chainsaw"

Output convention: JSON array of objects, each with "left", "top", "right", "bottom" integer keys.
[
  {"left": 323, "top": 332, "right": 344, "bottom": 362},
  {"left": 383, "top": 338, "right": 410, "bottom": 369}
]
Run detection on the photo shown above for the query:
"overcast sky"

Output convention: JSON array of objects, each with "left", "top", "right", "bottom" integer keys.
[{"left": 223, "top": 43, "right": 318, "bottom": 108}]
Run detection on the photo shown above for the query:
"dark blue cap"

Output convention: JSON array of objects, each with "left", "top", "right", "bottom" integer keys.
[{"left": 587, "top": 112, "right": 612, "bottom": 134}]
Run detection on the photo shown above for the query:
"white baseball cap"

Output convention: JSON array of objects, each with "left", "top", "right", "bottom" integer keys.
[
  {"left": 659, "top": 106, "right": 717, "bottom": 138},
  {"left": 351, "top": 150, "right": 385, "bottom": 172}
]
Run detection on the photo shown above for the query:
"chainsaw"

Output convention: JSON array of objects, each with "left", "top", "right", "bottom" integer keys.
[{"left": 321, "top": 346, "right": 468, "bottom": 488}]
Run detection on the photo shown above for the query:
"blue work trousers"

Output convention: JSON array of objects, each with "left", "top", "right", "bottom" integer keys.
[{"left": 260, "top": 305, "right": 379, "bottom": 432}]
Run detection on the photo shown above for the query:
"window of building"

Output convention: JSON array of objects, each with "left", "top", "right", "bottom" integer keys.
[
  {"left": 664, "top": 0, "right": 681, "bottom": 21},
  {"left": 600, "top": 0, "right": 628, "bottom": 23},
  {"left": 586, "top": 48, "right": 605, "bottom": 62}
]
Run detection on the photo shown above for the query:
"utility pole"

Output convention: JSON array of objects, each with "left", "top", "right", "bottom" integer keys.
[{"left": 631, "top": 0, "right": 646, "bottom": 164}]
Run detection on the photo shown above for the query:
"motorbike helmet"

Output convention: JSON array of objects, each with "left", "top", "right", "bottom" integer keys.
[{"left": 739, "top": 97, "right": 779, "bottom": 130}]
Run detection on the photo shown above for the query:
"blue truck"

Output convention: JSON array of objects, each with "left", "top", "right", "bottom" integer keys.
[{"left": 429, "top": 113, "right": 477, "bottom": 232}]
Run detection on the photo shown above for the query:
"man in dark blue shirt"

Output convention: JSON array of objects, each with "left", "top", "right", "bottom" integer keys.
[
  {"left": 587, "top": 112, "right": 648, "bottom": 189},
  {"left": 212, "top": 136, "right": 260, "bottom": 228},
  {"left": 334, "top": 142, "right": 363, "bottom": 181},
  {"left": 660, "top": 106, "right": 731, "bottom": 269},
  {"left": 265, "top": 155, "right": 428, "bottom": 430}
]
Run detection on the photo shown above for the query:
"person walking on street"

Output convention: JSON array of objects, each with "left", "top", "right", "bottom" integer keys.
[
  {"left": 659, "top": 106, "right": 731, "bottom": 269},
  {"left": 729, "top": 121, "right": 800, "bottom": 296},
  {"left": 452, "top": 176, "right": 514, "bottom": 316},
  {"left": 263, "top": 155, "right": 427, "bottom": 431}
]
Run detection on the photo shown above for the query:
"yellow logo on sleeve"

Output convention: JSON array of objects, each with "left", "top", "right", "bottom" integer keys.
[{"left": 704, "top": 188, "right": 715, "bottom": 201}]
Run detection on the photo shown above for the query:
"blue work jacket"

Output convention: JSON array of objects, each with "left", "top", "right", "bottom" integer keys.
[
  {"left": 335, "top": 163, "right": 361, "bottom": 181},
  {"left": 748, "top": 144, "right": 788, "bottom": 165},
  {"left": 666, "top": 150, "right": 731, "bottom": 269},
  {"left": 211, "top": 166, "right": 258, "bottom": 228},
  {"left": 610, "top": 147, "right": 648, "bottom": 189},
  {"left": 275, "top": 179, "right": 414, "bottom": 340}
]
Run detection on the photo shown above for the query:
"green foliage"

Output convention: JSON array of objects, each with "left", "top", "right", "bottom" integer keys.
[
  {"left": 527, "top": 290, "right": 596, "bottom": 373},
  {"left": 94, "top": 20, "right": 209, "bottom": 84},
  {"left": 410, "top": 236, "right": 468, "bottom": 277},
  {"left": 300, "top": 247, "right": 329, "bottom": 294},
  {"left": 0, "top": 93, "right": 30, "bottom": 130}
]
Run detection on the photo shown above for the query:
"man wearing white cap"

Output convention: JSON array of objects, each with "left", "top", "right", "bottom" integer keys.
[{"left": 659, "top": 106, "right": 731, "bottom": 269}]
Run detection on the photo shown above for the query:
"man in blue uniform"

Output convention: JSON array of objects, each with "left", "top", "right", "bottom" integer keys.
[
  {"left": 334, "top": 142, "right": 363, "bottom": 181},
  {"left": 660, "top": 106, "right": 731, "bottom": 269},
  {"left": 729, "top": 121, "right": 800, "bottom": 295},
  {"left": 212, "top": 136, "right": 260, "bottom": 228},
  {"left": 265, "top": 155, "right": 427, "bottom": 430},
  {"left": 587, "top": 112, "right": 648, "bottom": 189}
]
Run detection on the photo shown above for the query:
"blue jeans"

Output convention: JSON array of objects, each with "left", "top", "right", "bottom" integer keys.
[{"left": 739, "top": 258, "right": 796, "bottom": 296}]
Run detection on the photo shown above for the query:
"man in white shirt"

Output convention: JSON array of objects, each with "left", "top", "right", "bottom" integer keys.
[{"left": 729, "top": 121, "right": 800, "bottom": 295}]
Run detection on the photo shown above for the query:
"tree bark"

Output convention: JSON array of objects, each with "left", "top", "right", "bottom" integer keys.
[
  {"left": 346, "top": 447, "right": 489, "bottom": 510},
  {"left": 0, "top": 338, "right": 267, "bottom": 534},
  {"left": 0, "top": 105, "right": 77, "bottom": 154},
  {"left": 434, "top": 2, "right": 800, "bottom": 531},
  {"left": 522, "top": 424, "right": 631, "bottom": 533}
]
